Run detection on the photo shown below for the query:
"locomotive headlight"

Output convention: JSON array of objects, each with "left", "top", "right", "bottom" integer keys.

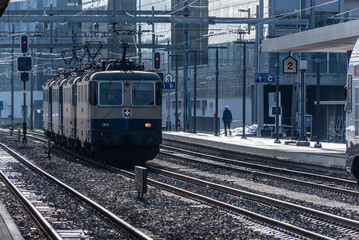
[
  {"left": 101, "top": 123, "right": 110, "bottom": 128},
  {"left": 145, "top": 123, "right": 152, "bottom": 128}
]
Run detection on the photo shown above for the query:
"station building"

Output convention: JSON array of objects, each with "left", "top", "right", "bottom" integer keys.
[
  {"left": 150, "top": 0, "right": 359, "bottom": 142},
  {"left": 0, "top": 0, "right": 358, "bottom": 142},
  {"left": 0, "top": 0, "right": 83, "bottom": 129}
]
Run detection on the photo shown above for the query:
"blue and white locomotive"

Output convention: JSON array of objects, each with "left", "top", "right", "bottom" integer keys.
[{"left": 43, "top": 47, "right": 162, "bottom": 165}]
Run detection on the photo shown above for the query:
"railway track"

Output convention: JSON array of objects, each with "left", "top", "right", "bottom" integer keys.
[
  {"left": 0, "top": 141, "right": 153, "bottom": 240},
  {"left": 145, "top": 165, "right": 359, "bottom": 235},
  {"left": 18, "top": 131, "right": 359, "bottom": 239},
  {"left": 160, "top": 145, "right": 359, "bottom": 196},
  {"left": 22, "top": 132, "right": 343, "bottom": 239}
]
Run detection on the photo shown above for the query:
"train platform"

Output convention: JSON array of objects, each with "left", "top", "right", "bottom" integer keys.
[
  {"left": 162, "top": 131, "right": 346, "bottom": 170},
  {"left": 0, "top": 200, "right": 24, "bottom": 240}
]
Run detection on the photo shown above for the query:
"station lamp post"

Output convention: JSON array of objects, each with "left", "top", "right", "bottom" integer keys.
[
  {"left": 274, "top": 53, "right": 281, "bottom": 143},
  {"left": 209, "top": 46, "right": 226, "bottom": 136},
  {"left": 241, "top": 42, "right": 247, "bottom": 139},
  {"left": 186, "top": 50, "right": 203, "bottom": 134},
  {"left": 314, "top": 54, "right": 322, "bottom": 148}
]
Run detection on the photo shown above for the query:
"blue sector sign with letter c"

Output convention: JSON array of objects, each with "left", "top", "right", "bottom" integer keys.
[
  {"left": 255, "top": 73, "right": 275, "bottom": 84},
  {"left": 266, "top": 73, "right": 275, "bottom": 83}
]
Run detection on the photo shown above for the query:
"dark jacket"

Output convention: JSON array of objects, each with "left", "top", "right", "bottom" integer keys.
[{"left": 222, "top": 109, "right": 232, "bottom": 122}]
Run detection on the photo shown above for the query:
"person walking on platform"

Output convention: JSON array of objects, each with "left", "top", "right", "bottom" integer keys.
[{"left": 222, "top": 105, "right": 232, "bottom": 136}]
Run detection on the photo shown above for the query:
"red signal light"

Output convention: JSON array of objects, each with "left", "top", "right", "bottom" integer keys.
[
  {"left": 154, "top": 52, "right": 161, "bottom": 69},
  {"left": 20, "top": 35, "right": 29, "bottom": 53}
]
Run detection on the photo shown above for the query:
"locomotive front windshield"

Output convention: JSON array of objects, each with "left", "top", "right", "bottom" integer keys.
[
  {"left": 132, "top": 82, "right": 155, "bottom": 106},
  {"left": 99, "top": 82, "right": 123, "bottom": 106}
]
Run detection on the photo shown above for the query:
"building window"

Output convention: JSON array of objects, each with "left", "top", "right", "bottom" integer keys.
[
  {"left": 67, "top": 0, "right": 81, "bottom": 6},
  {"left": 202, "top": 100, "right": 207, "bottom": 109}
]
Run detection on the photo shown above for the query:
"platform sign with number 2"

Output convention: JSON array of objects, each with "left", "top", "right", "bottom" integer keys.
[{"left": 283, "top": 56, "right": 297, "bottom": 74}]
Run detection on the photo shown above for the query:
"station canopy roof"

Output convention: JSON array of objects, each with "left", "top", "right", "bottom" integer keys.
[
  {"left": 0, "top": 0, "right": 9, "bottom": 18},
  {"left": 262, "top": 19, "right": 359, "bottom": 53}
]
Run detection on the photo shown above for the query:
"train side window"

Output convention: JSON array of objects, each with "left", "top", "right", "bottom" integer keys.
[
  {"left": 156, "top": 82, "right": 162, "bottom": 106},
  {"left": 85, "top": 85, "right": 88, "bottom": 103},
  {"left": 73, "top": 86, "right": 77, "bottom": 106},
  {"left": 78, "top": 86, "right": 81, "bottom": 103},
  {"left": 79, "top": 85, "right": 82, "bottom": 103},
  {"left": 90, "top": 82, "right": 98, "bottom": 105},
  {"left": 80, "top": 85, "right": 83, "bottom": 103},
  {"left": 83, "top": 85, "right": 86, "bottom": 103}
]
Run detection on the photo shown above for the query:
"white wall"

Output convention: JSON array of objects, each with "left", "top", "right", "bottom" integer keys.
[
  {"left": 162, "top": 97, "right": 252, "bottom": 129},
  {"left": 0, "top": 91, "right": 42, "bottom": 119}
]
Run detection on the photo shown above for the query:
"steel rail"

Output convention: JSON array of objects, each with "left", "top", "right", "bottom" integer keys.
[
  {"left": 162, "top": 144, "right": 354, "bottom": 185},
  {"left": 147, "top": 166, "right": 359, "bottom": 231},
  {"left": 0, "top": 142, "right": 153, "bottom": 240},
  {"left": 160, "top": 146, "right": 359, "bottom": 196},
  {"left": 0, "top": 170, "right": 63, "bottom": 240},
  {"left": 24, "top": 133, "right": 359, "bottom": 196},
  {"left": 107, "top": 166, "right": 333, "bottom": 240},
  {"left": 23, "top": 132, "right": 333, "bottom": 239}
]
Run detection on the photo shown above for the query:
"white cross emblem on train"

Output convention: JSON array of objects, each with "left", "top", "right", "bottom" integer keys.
[{"left": 122, "top": 108, "right": 132, "bottom": 119}]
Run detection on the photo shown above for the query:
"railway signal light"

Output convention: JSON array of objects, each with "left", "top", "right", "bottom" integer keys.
[
  {"left": 17, "top": 56, "right": 32, "bottom": 72},
  {"left": 272, "top": 106, "right": 281, "bottom": 115},
  {"left": 20, "top": 35, "right": 29, "bottom": 54},
  {"left": 154, "top": 52, "right": 160, "bottom": 69}
]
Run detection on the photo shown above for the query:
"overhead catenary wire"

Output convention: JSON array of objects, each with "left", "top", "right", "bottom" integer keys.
[{"left": 1, "top": 0, "right": 348, "bottom": 70}]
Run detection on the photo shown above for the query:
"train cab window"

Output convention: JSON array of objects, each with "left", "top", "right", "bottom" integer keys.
[
  {"left": 99, "top": 82, "right": 123, "bottom": 106},
  {"left": 132, "top": 82, "right": 154, "bottom": 106},
  {"left": 59, "top": 87, "right": 63, "bottom": 104}
]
